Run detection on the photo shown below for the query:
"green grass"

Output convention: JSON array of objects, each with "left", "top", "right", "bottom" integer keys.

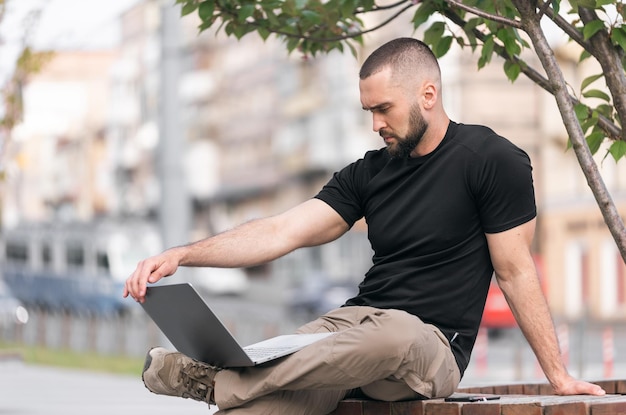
[{"left": 0, "top": 342, "right": 145, "bottom": 377}]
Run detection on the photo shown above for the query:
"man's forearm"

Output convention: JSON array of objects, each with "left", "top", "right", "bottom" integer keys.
[
  {"left": 174, "top": 216, "right": 295, "bottom": 269},
  {"left": 497, "top": 272, "right": 570, "bottom": 389}
]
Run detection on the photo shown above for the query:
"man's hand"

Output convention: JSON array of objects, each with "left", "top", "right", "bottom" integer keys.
[
  {"left": 123, "top": 248, "right": 182, "bottom": 303},
  {"left": 553, "top": 376, "right": 606, "bottom": 396}
]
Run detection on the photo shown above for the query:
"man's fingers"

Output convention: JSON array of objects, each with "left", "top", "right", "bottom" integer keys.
[
  {"left": 123, "top": 254, "right": 178, "bottom": 302},
  {"left": 555, "top": 379, "right": 606, "bottom": 396}
]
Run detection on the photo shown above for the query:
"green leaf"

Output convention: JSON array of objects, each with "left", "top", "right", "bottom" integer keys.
[
  {"left": 609, "top": 140, "right": 626, "bottom": 161},
  {"left": 583, "top": 20, "right": 605, "bottom": 40},
  {"left": 503, "top": 60, "right": 521, "bottom": 82},
  {"left": 611, "top": 26, "right": 626, "bottom": 51},
  {"left": 572, "top": 0, "right": 598, "bottom": 9},
  {"left": 462, "top": 18, "right": 479, "bottom": 51},
  {"left": 579, "top": 49, "right": 592, "bottom": 62},
  {"left": 574, "top": 102, "right": 589, "bottom": 121},
  {"left": 595, "top": 103, "right": 613, "bottom": 118},
  {"left": 234, "top": 24, "right": 253, "bottom": 39},
  {"left": 198, "top": 1, "right": 215, "bottom": 21},
  {"left": 347, "top": 41, "right": 358, "bottom": 58},
  {"left": 478, "top": 36, "right": 495, "bottom": 69},
  {"left": 586, "top": 131, "right": 605, "bottom": 154},
  {"left": 301, "top": 10, "right": 323, "bottom": 26},
  {"left": 264, "top": 7, "right": 280, "bottom": 26},
  {"left": 181, "top": 2, "right": 198, "bottom": 17},
  {"left": 258, "top": 26, "right": 271, "bottom": 40},
  {"left": 412, "top": 2, "right": 438, "bottom": 30},
  {"left": 237, "top": 4, "right": 255, "bottom": 23},
  {"left": 286, "top": 36, "right": 301, "bottom": 54},
  {"left": 497, "top": 28, "right": 522, "bottom": 57},
  {"left": 433, "top": 36, "right": 453, "bottom": 58},
  {"left": 580, "top": 73, "right": 603, "bottom": 92},
  {"left": 423, "top": 21, "right": 445, "bottom": 47},
  {"left": 340, "top": 0, "right": 357, "bottom": 18},
  {"left": 582, "top": 89, "right": 611, "bottom": 102}
]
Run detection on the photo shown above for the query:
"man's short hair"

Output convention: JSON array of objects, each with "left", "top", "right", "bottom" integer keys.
[{"left": 359, "top": 37, "right": 441, "bottom": 86}]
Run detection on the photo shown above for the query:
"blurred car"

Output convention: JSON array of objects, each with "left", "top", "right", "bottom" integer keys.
[
  {"left": 287, "top": 274, "right": 359, "bottom": 318},
  {"left": 0, "top": 279, "right": 29, "bottom": 327},
  {"left": 185, "top": 267, "right": 250, "bottom": 296}
]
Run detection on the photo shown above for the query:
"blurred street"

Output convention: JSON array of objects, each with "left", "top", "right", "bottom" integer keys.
[
  {"left": 0, "top": 359, "right": 218, "bottom": 415},
  {"left": 1, "top": 316, "right": 624, "bottom": 415}
]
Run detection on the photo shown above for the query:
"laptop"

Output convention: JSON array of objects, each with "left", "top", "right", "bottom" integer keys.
[{"left": 140, "top": 282, "right": 335, "bottom": 367}]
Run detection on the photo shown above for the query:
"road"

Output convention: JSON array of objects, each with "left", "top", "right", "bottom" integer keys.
[
  {"left": 0, "top": 359, "right": 217, "bottom": 415},
  {"left": 2, "top": 339, "right": 624, "bottom": 415}
]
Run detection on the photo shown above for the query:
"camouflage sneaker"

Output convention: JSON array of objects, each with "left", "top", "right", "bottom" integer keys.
[{"left": 142, "top": 347, "right": 220, "bottom": 404}]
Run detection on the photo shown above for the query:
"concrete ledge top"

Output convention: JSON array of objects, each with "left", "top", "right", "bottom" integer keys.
[{"left": 329, "top": 379, "right": 626, "bottom": 415}]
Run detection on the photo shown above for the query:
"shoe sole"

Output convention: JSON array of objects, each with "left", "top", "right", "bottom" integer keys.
[{"left": 142, "top": 347, "right": 155, "bottom": 384}]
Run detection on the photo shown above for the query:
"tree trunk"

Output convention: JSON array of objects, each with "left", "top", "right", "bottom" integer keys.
[{"left": 512, "top": 0, "right": 626, "bottom": 262}]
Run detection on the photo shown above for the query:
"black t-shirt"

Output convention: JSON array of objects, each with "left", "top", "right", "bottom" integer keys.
[{"left": 314, "top": 121, "right": 536, "bottom": 376}]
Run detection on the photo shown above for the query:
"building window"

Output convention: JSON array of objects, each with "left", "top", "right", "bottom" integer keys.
[
  {"left": 6, "top": 242, "right": 28, "bottom": 264},
  {"left": 66, "top": 242, "right": 84, "bottom": 268}
]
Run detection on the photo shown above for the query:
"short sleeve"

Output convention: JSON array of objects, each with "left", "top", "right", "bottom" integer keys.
[
  {"left": 314, "top": 160, "right": 367, "bottom": 228},
  {"left": 472, "top": 135, "right": 537, "bottom": 233}
]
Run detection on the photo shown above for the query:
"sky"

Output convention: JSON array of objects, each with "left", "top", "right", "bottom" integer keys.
[{"left": 0, "top": 0, "right": 140, "bottom": 85}]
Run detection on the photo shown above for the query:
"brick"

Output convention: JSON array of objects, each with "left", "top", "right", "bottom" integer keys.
[
  {"left": 330, "top": 381, "right": 626, "bottom": 415},
  {"left": 522, "top": 383, "right": 541, "bottom": 395},
  {"left": 506, "top": 384, "right": 527, "bottom": 395},
  {"left": 330, "top": 399, "right": 363, "bottom": 415},
  {"left": 501, "top": 402, "right": 543, "bottom": 415},
  {"left": 456, "top": 387, "right": 481, "bottom": 394},
  {"left": 538, "top": 383, "right": 555, "bottom": 395},
  {"left": 363, "top": 401, "right": 391, "bottom": 415},
  {"left": 590, "top": 401, "right": 626, "bottom": 415},
  {"left": 424, "top": 401, "right": 462, "bottom": 415},
  {"left": 593, "top": 380, "right": 617, "bottom": 394},
  {"left": 478, "top": 386, "right": 496, "bottom": 394},
  {"left": 543, "top": 401, "right": 588, "bottom": 415},
  {"left": 390, "top": 400, "right": 425, "bottom": 415},
  {"left": 461, "top": 401, "right": 501, "bottom": 415}
]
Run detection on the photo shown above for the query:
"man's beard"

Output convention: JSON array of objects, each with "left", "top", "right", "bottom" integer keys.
[{"left": 384, "top": 104, "right": 428, "bottom": 159}]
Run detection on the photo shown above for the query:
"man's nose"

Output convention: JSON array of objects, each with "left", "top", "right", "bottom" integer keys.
[{"left": 372, "top": 113, "right": 385, "bottom": 132}]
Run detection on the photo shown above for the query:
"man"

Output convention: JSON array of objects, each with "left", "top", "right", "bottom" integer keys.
[{"left": 124, "top": 38, "right": 605, "bottom": 414}]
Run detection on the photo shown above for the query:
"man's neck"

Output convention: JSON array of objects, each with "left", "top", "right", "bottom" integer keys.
[{"left": 410, "top": 116, "right": 450, "bottom": 157}]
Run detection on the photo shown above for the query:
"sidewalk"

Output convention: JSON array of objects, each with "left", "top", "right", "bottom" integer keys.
[{"left": 0, "top": 359, "right": 217, "bottom": 415}]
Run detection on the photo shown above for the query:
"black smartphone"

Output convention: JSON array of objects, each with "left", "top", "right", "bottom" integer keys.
[{"left": 444, "top": 395, "right": 500, "bottom": 402}]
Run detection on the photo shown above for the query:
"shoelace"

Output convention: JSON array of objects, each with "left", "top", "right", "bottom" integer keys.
[{"left": 178, "top": 362, "right": 214, "bottom": 402}]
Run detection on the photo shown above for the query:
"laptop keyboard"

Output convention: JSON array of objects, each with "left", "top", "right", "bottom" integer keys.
[{"left": 244, "top": 346, "right": 294, "bottom": 359}]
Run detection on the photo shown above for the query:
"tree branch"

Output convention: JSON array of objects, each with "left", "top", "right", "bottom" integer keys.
[
  {"left": 538, "top": 1, "right": 593, "bottom": 52},
  {"left": 511, "top": 0, "right": 626, "bottom": 262},
  {"left": 443, "top": 0, "right": 523, "bottom": 29},
  {"left": 443, "top": 7, "right": 622, "bottom": 142},
  {"left": 578, "top": 7, "right": 626, "bottom": 142},
  {"left": 364, "top": 1, "right": 408, "bottom": 13},
  {"left": 216, "top": 3, "right": 415, "bottom": 44}
]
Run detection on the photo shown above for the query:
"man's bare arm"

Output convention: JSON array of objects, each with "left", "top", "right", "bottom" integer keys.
[
  {"left": 486, "top": 219, "right": 605, "bottom": 396},
  {"left": 124, "top": 198, "right": 349, "bottom": 302}
]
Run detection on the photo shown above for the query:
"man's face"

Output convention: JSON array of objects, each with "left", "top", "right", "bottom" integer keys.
[{"left": 359, "top": 68, "right": 428, "bottom": 158}]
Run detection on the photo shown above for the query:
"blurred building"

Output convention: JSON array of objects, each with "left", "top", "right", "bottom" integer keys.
[
  {"left": 2, "top": 1, "right": 625, "bottom": 320},
  {"left": 3, "top": 50, "right": 118, "bottom": 223}
]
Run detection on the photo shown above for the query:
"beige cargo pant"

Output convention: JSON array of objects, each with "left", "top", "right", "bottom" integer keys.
[{"left": 213, "top": 306, "right": 460, "bottom": 415}]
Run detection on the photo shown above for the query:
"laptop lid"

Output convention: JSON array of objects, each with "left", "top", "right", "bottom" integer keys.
[{"left": 140, "top": 283, "right": 334, "bottom": 367}]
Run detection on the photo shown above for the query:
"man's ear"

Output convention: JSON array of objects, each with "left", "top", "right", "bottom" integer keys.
[{"left": 422, "top": 83, "right": 438, "bottom": 110}]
